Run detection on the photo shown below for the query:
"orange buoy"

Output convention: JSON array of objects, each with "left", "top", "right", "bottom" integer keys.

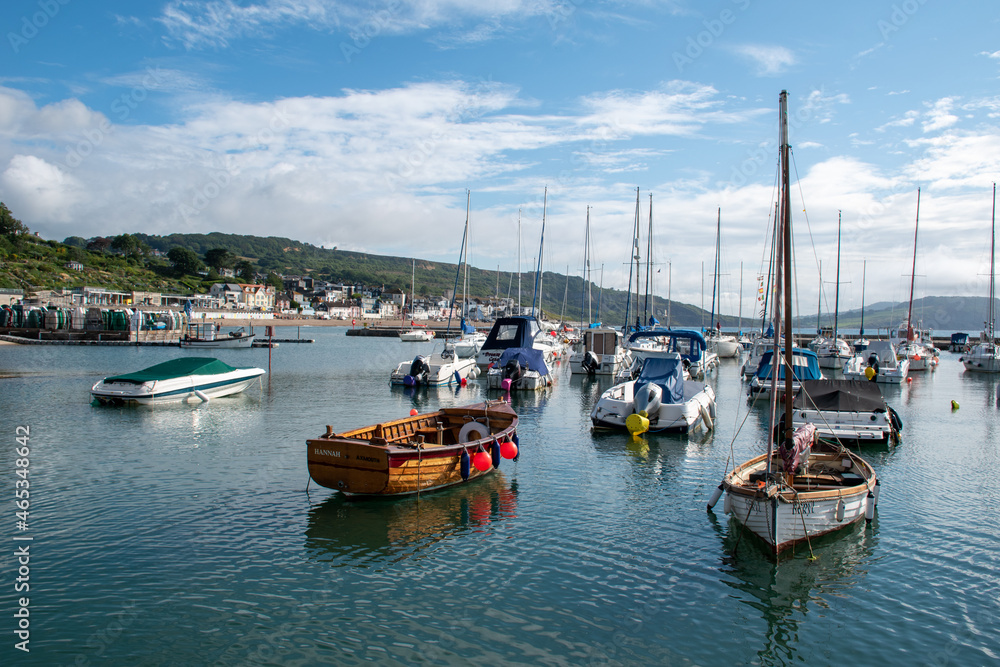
[{"left": 409, "top": 408, "right": 418, "bottom": 416}]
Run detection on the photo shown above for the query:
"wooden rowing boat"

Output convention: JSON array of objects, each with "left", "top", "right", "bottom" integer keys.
[{"left": 307, "top": 400, "right": 518, "bottom": 497}]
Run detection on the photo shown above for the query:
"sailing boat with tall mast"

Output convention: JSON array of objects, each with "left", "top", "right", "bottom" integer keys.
[
  {"left": 892, "top": 189, "right": 939, "bottom": 370},
  {"left": 399, "top": 259, "right": 435, "bottom": 341},
  {"left": 570, "top": 206, "right": 629, "bottom": 376},
  {"left": 815, "top": 212, "right": 852, "bottom": 369},
  {"left": 853, "top": 259, "right": 869, "bottom": 352},
  {"left": 710, "top": 90, "right": 879, "bottom": 556},
  {"left": 962, "top": 183, "right": 1000, "bottom": 372},
  {"left": 705, "top": 208, "right": 741, "bottom": 358}
]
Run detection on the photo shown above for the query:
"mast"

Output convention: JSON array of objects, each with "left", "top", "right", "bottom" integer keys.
[
  {"left": 906, "top": 188, "right": 921, "bottom": 341},
  {"left": 859, "top": 259, "right": 867, "bottom": 338},
  {"left": 583, "top": 206, "right": 592, "bottom": 326},
  {"left": 738, "top": 261, "right": 743, "bottom": 334},
  {"left": 624, "top": 188, "right": 640, "bottom": 333},
  {"left": 559, "top": 265, "right": 569, "bottom": 327},
  {"left": 530, "top": 188, "right": 547, "bottom": 319},
  {"left": 644, "top": 193, "right": 653, "bottom": 326},
  {"left": 816, "top": 260, "right": 822, "bottom": 335},
  {"left": 710, "top": 208, "right": 720, "bottom": 332},
  {"left": 445, "top": 193, "right": 471, "bottom": 336},
  {"left": 409, "top": 258, "right": 415, "bottom": 321},
  {"left": 667, "top": 261, "right": 672, "bottom": 328},
  {"left": 597, "top": 264, "right": 604, "bottom": 324},
  {"left": 833, "top": 210, "right": 842, "bottom": 343},
  {"left": 991, "top": 183, "right": 996, "bottom": 340},
  {"left": 463, "top": 191, "right": 470, "bottom": 323},
  {"left": 780, "top": 90, "right": 794, "bottom": 459},
  {"left": 518, "top": 210, "right": 523, "bottom": 315}
]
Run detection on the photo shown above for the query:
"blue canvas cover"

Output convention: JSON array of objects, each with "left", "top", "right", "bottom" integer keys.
[
  {"left": 754, "top": 348, "right": 821, "bottom": 383},
  {"left": 951, "top": 332, "right": 969, "bottom": 345},
  {"left": 482, "top": 316, "right": 541, "bottom": 352},
  {"left": 627, "top": 328, "right": 707, "bottom": 363},
  {"left": 497, "top": 347, "right": 550, "bottom": 375},
  {"left": 634, "top": 354, "right": 685, "bottom": 403}
]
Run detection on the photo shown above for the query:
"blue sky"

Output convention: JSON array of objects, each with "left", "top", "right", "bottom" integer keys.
[{"left": 3, "top": 0, "right": 1000, "bottom": 322}]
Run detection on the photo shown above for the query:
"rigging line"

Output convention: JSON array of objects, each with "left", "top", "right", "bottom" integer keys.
[{"left": 789, "top": 147, "right": 823, "bottom": 325}]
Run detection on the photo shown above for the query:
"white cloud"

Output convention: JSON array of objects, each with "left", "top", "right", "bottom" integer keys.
[
  {"left": 1, "top": 155, "right": 84, "bottom": 223},
  {"left": 731, "top": 44, "right": 796, "bottom": 76},
  {"left": 157, "top": 0, "right": 560, "bottom": 49},
  {"left": 922, "top": 97, "right": 959, "bottom": 133}
]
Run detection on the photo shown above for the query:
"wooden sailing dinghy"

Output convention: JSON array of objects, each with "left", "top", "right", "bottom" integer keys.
[
  {"left": 708, "top": 91, "right": 880, "bottom": 556},
  {"left": 307, "top": 400, "right": 518, "bottom": 497}
]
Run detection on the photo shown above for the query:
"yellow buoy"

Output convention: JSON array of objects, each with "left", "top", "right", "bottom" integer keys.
[
  {"left": 626, "top": 410, "right": 650, "bottom": 435},
  {"left": 951, "top": 400, "right": 959, "bottom": 411}
]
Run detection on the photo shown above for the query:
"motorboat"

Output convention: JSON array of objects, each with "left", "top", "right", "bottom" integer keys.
[
  {"left": 476, "top": 316, "right": 551, "bottom": 370},
  {"left": 569, "top": 326, "right": 631, "bottom": 376},
  {"left": 790, "top": 379, "right": 902, "bottom": 445},
  {"left": 91, "top": 357, "right": 265, "bottom": 405},
  {"left": 399, "top": 325, "right": 435, "bottom": 342},
  {"left": 814, "top": 337, "right": 853, "bottom": 370},
  {"left": 748, "top": 347, "right": 823, "bottom": 398},
  {"left": 486, "top": 347, "right": 553, "bottom": 391},
  {"left": 706, "top": 329, "right": 742, "bottom": 358},
  {"left": 180, "top": 322, "right": 254, "bottom": 348},
  {"left": 590, "top": 353, "right": 716, "bottom": 434},
  {"left": 307, "top": 400, "right": 518, "bottom": 497},
  {"left": 449, "top": 331, "right": 487, "bottom": 358},
  {"left": 842, "top": 340, "right": 909, "bottom": 384},
  {"left": 390, "top": 351, "right": 479, "bottom": 387},
  {"left": 626, "top": 329, "right": 717, "bottom": 379}
]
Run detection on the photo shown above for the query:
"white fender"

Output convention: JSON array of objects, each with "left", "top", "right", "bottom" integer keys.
[
  {"left": 700, "top": 404, "right": 713, "bottom": 431},
  {"left": 458, "top": 421, "right": 489, "bottom": 443},
  {"left": 194, "top": 389, "right": 210, "bottom": 403}
]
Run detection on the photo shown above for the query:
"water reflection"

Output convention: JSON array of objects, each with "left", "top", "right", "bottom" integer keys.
[
  {"left": 304, "top": 473, "right": 518, "bottom": 567},
  {"left": 708, "top": 511, "right": 878, "bottom": 665}
]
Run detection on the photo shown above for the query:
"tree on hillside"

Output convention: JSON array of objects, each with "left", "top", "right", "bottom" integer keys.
[
  {"left": 0, "top": 203, "right": 29, "bottom": 237},
  {"left": 265, "top": 272, "right": 283, "bottom": 290},
  {"left": 87, "top": 237, "right": 112, "bottom": 253},
  {"left": 235, "top": 260, "right": 255, "bottom": 283},
  {"left": 111, "top": 233, "right": 148, "bottom": 260},
  {"left": 63, "top": 236, "right": 88, "bottom": 248},
  {"left": 167, "top": 247, "right": 203, "bottom": 275},
  {"left": 204, "top": 247, "right": 236, "bottom": 272}
]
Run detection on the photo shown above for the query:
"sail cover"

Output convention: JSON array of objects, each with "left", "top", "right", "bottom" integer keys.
[{"left": 793, "top": 380, "right": 886, "bottom": 413}]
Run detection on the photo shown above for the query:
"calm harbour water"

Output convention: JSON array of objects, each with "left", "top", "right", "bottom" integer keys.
[{"left": 1, "top": 328, "right": 998, "bottom": 666}]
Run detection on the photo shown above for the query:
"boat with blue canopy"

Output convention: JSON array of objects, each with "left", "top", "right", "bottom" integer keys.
[
  {"left": 486, "top": 346, "right": 553, "bottom": 391},
  {"left": 748, "top": 347, "right": 822, "bottom": 397},
  {"left": 591, "top": 353, "right": 715, "bottom": 433},
  {"left": 624, "top": 328, "right": 718, "bottom": 379}
]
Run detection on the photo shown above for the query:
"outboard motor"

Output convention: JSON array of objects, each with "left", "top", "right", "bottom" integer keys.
[
  {"left": 581, "top": 351, "right": 600, "bottom": 375},
  {"left": 634, "top": 383, "right": 663, "bottom": 419},
  {"left": 406, "top": 355, "right": 430, "bottom": 385},
  {"left": 503, "top": 358, "right": 523, "bottom": 384}
]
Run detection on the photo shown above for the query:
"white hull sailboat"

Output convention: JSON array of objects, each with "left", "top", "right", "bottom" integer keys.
[
  {"left": 962, "top": 183, "right": 1000, "bottom": 373},
  {"left": 711, "top": 91, "right": 879, "bottom": 556}
]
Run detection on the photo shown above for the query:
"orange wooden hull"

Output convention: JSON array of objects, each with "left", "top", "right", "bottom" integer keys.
[{"left": 307, "top": 401, "right": 518, "bottom": 497}]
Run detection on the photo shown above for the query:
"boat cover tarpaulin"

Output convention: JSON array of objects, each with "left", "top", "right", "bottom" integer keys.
[
  {"left": 104, "top": 358, "right": 239, "bottom": 384},
  {"left": 634, "top": 354, "right": 685, "bottom": 403},
  {"left": 482, "top": 316, "right": 541, "bottom": 351},
  {"left": 793, "top": 379, "right": 886, "bottom": 413},
  {"left": 754, "top": 348, "right": 821, "bottom": 382},
  {"left": 497, "top": 347, "right": 550, "bottom": 375}
]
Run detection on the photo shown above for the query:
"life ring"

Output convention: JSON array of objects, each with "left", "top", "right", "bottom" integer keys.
[{"left": 458, "top": 421, "right": 489, "bottom": 443}]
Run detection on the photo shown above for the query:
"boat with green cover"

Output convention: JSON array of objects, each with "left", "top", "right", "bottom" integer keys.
[{"left": 91, "top": 357, "right": 265, "bottom": 405}]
